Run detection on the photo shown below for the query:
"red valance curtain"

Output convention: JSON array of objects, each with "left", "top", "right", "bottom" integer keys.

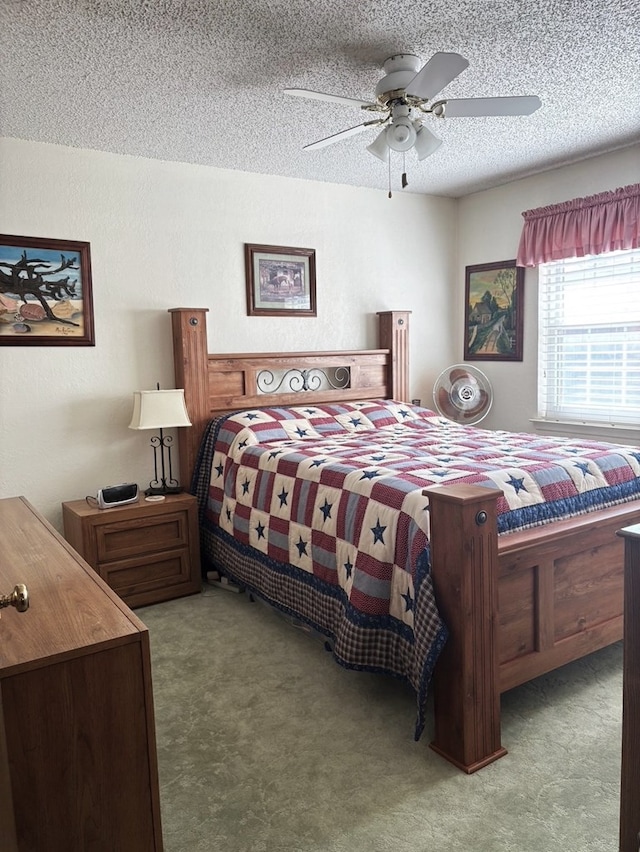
[{"left": 516, "top": 182, "right": 640, "bottom": 267}]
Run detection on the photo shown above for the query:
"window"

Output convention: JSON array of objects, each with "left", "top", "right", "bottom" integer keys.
[{"left": 538, "top": 248, "right": 640, "bottom": 427}]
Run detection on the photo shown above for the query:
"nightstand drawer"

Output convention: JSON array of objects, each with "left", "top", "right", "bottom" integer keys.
[
  {"left": 100, "top": 549, "right": 193, "bottom": 608},
  {"left": 95, "top": 511, "right": 189, "bottom": 562}
]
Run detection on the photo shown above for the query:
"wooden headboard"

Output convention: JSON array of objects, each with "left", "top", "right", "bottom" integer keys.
[{"left": 169, "top": 308, "right": 411, "bottom": 489}]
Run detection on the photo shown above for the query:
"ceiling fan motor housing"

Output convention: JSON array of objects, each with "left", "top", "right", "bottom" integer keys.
[{"left": 375, "top": 54, "right": 422, "bottom": 101}]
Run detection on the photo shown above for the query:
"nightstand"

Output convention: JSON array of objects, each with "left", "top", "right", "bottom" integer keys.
[{"left": 62, "top": 492, "right": 201, "bottom": 607}]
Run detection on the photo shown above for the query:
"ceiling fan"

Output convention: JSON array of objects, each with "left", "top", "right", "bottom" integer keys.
[{"left": 285, "top": 53, "right": 541, "bottom": 165}]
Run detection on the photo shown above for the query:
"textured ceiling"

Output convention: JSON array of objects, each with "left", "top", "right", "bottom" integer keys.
[{"left": 1, "top": 0, "right": 639, "bottom": 197}]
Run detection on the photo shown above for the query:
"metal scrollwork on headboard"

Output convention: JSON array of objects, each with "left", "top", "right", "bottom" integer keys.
[{"left": 257, "top": 366, "right": 351, "bottom": 395}]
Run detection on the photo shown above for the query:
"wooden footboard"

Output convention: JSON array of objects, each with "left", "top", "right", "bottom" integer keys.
[
  {"left": 425, "top": 484, "right": 507, "bottom": 773},
  {"left": 426, "top": 484, "right": 634, "bottom": 773}
]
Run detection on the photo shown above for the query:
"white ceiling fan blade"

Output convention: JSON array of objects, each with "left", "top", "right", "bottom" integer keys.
[
  {"left": 284, "top": 88, "right": 378, "bottom": 109},
  {"left": 303, "top": 119, "right": 385, "bottom": 151},
  {"left": 405, "top": 52, "right": 469, "bottom": 100},
  {"left": 437, "top": 95, "right": 542, "bottom": 117}
]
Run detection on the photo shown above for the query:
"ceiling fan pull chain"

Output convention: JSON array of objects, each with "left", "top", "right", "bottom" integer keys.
[
  {"left": 388, "top": 149, "right": 392, "bottom": 198},
  {"left": 402, "top": 152, "right": 408, "bottom": 188}
]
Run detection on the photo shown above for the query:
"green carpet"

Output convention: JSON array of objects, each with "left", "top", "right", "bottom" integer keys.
[{"left": 138, "top": 586, "right": 622, "bottom": 852}]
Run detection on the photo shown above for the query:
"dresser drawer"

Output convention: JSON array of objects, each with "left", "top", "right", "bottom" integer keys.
[{"left": 95, "top": 511, "right": 189, "bottom": 562}]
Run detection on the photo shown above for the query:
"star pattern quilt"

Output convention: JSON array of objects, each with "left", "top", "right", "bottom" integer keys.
[{"left": 193, "top": 400, "right": 640, "bottom": 738}]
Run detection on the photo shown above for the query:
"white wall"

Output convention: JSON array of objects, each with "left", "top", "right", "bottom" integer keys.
[
  {"left": 0, "top": 137, "right": 457, "bottom": 528},
  {"left": 456, "top": 143, "right": 640, "bottom": 436},
  {"left": 4, "top": 137, "right": 638, "bottom": 529}
]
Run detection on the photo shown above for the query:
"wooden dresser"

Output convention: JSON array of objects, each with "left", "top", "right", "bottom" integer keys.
[{"left": 0, "top": 496, "right": 163, "bottom": 851}]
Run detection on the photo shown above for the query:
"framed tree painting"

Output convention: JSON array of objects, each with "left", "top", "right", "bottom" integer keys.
[
  {"left": 0, "top": 234, "right": 95, "bottom": 345},
  {"left": 464, "top": 259, "right": 523, "bottom": 361},
  {"left": 245, "top": 243, "right": 316, "bottom": 317}
]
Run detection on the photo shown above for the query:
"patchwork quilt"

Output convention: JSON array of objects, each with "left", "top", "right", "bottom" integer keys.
[{"left": 192, "top": 400, "right": 640, "bottom": 738}]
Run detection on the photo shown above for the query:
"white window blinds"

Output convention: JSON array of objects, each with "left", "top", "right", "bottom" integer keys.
[{"left": 538, "top": 248, "right": 640, "bottom": 427}]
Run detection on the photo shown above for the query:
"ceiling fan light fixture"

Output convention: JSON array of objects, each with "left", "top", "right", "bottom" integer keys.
[
  {"left": 414, "top": 125, "right": 442, "bottom": 160},
  {"left": 386, "top": 117, "right": 416, "bottom": 152},
  {"left": 366, "top": 128, "right": 389, "bottom": 161}
]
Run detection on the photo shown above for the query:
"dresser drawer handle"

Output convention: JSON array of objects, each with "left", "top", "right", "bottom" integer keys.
[{"left": 0, "top": 583, "right": 29, "bottom": 613}]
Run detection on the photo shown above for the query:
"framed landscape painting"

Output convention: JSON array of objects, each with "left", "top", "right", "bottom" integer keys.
[
  {"left": 464, "top": 259, "right": 523, "bottom": 361},
  {"left": 0, "top": 234, "right": 95, "bottom": 345},
  {"left": 245, "top": 243, "right": 317, "bottom": 317}
]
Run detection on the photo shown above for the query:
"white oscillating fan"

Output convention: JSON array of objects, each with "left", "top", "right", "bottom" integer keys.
[{"left": 433, "top": 364, "right": 493, "bottom": 424}]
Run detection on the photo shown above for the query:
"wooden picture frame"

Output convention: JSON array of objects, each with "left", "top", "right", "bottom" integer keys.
[
  {"left": 245, "top": 243, "right": 316, "bottom": 317},
  {"left": 0, "top": 234, "right": 95, "bottom": 346},
  {"left": 464, "top": 259, "right": 523, "bottom": 361}
]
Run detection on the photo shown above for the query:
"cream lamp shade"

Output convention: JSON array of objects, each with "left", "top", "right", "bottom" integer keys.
[{"left": 129, "top": 389, "right": 191, "bottom": 430}]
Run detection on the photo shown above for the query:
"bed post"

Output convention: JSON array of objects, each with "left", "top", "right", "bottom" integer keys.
[
  {"left": 377, "top": 311, "right": 411, "bottom": 401},
  {"left": 616, "top": 524, "right": 640, "bottom": 852},
  {"left": 425, "top": 483, "right": 507, "bottom": 773},
  {"left": 169, "top": 308, "right": 210, "bottom": 491}
]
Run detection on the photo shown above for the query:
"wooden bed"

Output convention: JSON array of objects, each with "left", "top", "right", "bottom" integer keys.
[{"left": 169, "top": 306, "right": 636, "bottom": 773}]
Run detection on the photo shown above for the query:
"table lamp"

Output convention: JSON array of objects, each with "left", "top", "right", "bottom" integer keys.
[{"left": 129, "top": 385, "right": 191, "bottom": 495}]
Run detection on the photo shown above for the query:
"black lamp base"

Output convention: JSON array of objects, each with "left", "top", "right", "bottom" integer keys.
[
  {"left": 145, "top": 485, "right": 183, "bottom": 496},
  {"left": 146, "top": 428, "right": 184, "bottom": 497}
]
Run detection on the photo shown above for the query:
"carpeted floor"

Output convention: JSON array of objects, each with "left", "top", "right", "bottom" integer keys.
[{"left": 138, "top": 585, "right": 622, "bottom": 852}]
